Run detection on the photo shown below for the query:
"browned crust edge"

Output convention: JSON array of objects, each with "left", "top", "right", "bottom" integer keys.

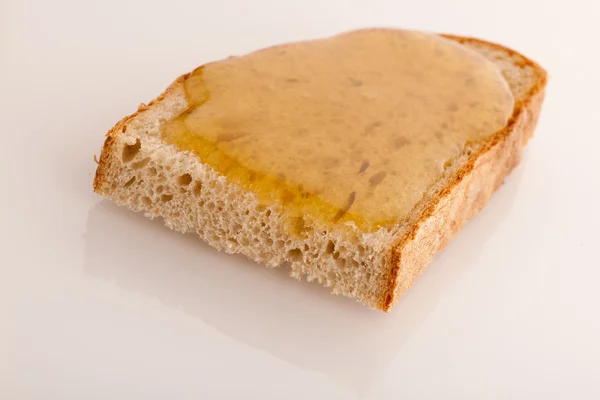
[
  {"left": 382, "top": 35, "right": 548, "bottom": 311},
  {"left": 92, "top": 34, "right": 548, "bottom": 312},
  {"left": 93, "top": 74, "right": 190, "bottom": 194}
]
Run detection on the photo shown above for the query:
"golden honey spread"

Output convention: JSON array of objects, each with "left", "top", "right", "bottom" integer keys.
[{"left": 162, "top": 28, "right": 514, "bottom": 231}]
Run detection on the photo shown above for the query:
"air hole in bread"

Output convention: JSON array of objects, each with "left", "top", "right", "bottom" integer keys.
[
  {"left": 327, "top": 271, "right": 337, "bottom": 282},
  {"left": 177, "top": 173, "right": 192, "bottom": 186},
  {"left": 122, "top": 139, "right": 141, "bottom": 163},
  {"left": 160, "top": 194, "right": 173, "bottom": 202},
  {"left": 141, "top": 196, "right": 152, "bottom": 206},
  {"left": 192, "top": 181, "right": 202, "bottom": 196},
  {"left": 265, "top": 209, "right": 272, "bottom": 217},
  {"left": 132, "top": 157, "right": 150, "bottom": 170},
  {"left": 155, "top": 185, "right": 164, "bottom": 194},
  {"left": 124, "top": 176, "right": 136, "bottom": 188},
  {"left": 148, "top": 167, "right": 158, "bottom": 176},
  {"left": 228, "top": 238, "right": 239, "bottom": 246},
  {"left": 357, "top": 245, "right": 366, "bottom": 257},
  {"left": 226, "top": 192, "right": 237, "bottom": 202},
  {"left": 326, "top": 240, "right": 335, "bottom": 254},
  {"left": 333, "top": 251, "right": 340, "bottom": 260},
  {"left": 287, "top": 248, "right": 303, "bottom": 262},
  {"left": 291, "top": 217, "right": 307, "bottom": 236}
]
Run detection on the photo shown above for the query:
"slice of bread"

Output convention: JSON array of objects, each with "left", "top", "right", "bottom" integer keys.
[{"left": 93, "top": 32, "right": 547, "bottom": 312}]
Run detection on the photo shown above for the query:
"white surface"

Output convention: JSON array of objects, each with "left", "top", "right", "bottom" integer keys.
[{"left": 1, "top": 0, "right": 599, "bottom": 398}]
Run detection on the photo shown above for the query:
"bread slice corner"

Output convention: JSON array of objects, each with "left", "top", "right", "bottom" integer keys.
[{"left": 93, "top": 34, "right": 547, "bottom": 312}]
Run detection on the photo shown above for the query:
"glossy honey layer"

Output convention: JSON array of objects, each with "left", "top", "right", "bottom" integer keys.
[{"left": 162, "top": 29, "right": 514, "bottom": 231}]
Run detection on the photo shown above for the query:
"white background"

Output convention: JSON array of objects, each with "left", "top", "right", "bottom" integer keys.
[{"left": 1, "top": 0, "right": 599, "bottom": 399}]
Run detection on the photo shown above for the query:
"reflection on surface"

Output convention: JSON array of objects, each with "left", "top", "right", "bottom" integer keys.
[{"left": 83, "top": 158, "right": 525, "bottom": 394}]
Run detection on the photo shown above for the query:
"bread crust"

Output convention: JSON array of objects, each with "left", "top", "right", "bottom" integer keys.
[
  {"left": 383, "top": 35, "right": 547, "bottom": 311},
  {"left": 93, "top": 34, "right": 547, "bottom": 312}
]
